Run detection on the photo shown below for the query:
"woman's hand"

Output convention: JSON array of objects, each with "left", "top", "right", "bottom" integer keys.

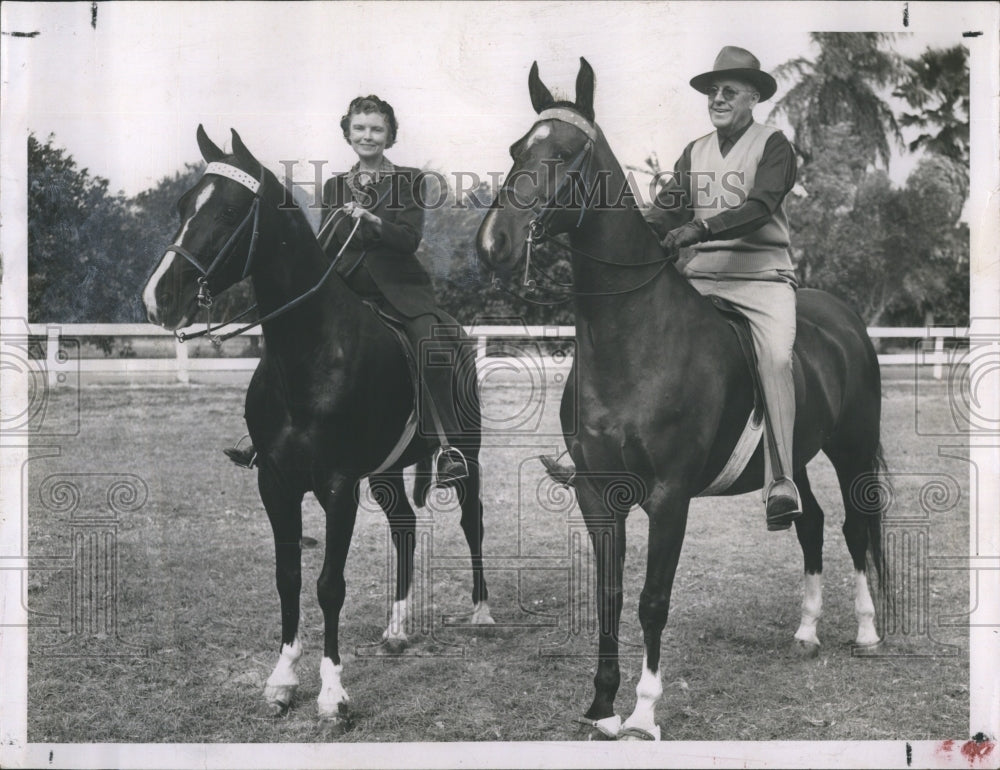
[{"left": 342, "top": 201, "right": 381, "bottom": 227}]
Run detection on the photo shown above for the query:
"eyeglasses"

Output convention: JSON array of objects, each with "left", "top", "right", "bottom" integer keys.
[{"left": 706, "top": 86, "right": 754, "bottom": 101}]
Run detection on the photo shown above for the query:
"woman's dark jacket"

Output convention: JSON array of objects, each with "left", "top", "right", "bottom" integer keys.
[{"left": 320, "top": 167, "right": 438, "bottom": 319}]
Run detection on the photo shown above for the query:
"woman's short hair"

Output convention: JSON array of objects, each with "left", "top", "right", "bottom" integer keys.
[{"left": 340, "top": 95, "right": 398, "bottom": 148}]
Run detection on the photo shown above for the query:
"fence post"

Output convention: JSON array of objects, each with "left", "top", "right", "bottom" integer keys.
[
  {"left": 476, "top": 335, "right": 488, "bottom": 372},
  {"left": 174, "top": 337, "right": 190, "bottom": 385},
  {"left": 933, "top": 335, "right": 945, "bottom": 380},
  {"left": 46, "top": 325, "right": 61, "bottom": 388}
]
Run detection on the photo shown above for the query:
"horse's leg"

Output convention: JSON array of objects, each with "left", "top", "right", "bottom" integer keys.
[
  {"left": 621, "top": 487, "right": 689, "bottom": 742},
  {"left": 314, "top": 474, "right": 360, "bottom": 724},
  {"left": 456, "top": 456, "right": 494, "bottom": 624},
  {"left": 576, "top": 476, "right": 628, "bottom": 739},
  {"left": 370, "top": 470, "right": 417, "bottom": 652},
  {"left": 828, "top": 449, "right": 883, "bottom": 647},
  {"left": 792, "top": 467, "right": 825, "bottom": 657},
  {"left": 259, "top": 468, "right": 305, "bottom": 715}
]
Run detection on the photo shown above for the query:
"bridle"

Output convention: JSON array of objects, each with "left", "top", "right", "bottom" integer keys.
[
  {"left": 164, "top": 162, "right": 264, "bottom": 319},
  {"left": 492, "top": 108, "right": 676, "bottom": 305},
  {"left": 162, "top": 162, "right": 365, "bottom": 345}
]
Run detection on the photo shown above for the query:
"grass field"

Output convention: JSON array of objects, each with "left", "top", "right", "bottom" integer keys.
[{"left": 26, "top": 363, "right": 970, "bottom": 743}]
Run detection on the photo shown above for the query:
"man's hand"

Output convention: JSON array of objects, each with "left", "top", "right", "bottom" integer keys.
[{"left": 659, "top": 220, "right": 709, "bottom": 258}]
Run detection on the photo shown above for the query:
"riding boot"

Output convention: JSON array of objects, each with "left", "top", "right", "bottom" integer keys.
[
  {"left": 412, "top": 318, "right": 469, "bottom": 488},
  {"left": 224, "top": 438, "right": 257, "bottom": 469},
  {"left": 540, "top": 454, "right": 576, "bottom": 487}
]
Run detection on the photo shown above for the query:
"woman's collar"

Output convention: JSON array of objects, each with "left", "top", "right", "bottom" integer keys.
[{"left": 348, "top": 157, "right": 395, "bottom": 185}]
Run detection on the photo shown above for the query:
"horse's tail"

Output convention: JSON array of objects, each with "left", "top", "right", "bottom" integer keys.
[
  {"left": 413, "top": 454, "right": 433, "bottom": 509},
  {"left": 866, "top": 442, "right": 893, "bottom": 638}
]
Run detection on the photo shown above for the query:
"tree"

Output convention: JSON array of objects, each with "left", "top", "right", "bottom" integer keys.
[
  {"left": 894, "top": 45, "right": 969, "bottom": 168},
  {"left": 28, "top": 133, "right": 146, "bottom": 322},
  {"left": 769, "top": 33, "right": 904, "bottom": 169},
  {"left": 419, "top": 174, "right": 574, "bottom": 327}
]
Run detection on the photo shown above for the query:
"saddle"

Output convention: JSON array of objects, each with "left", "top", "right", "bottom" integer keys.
[{"left": 361, "top": 301, "right": 421, "bottom": 476}]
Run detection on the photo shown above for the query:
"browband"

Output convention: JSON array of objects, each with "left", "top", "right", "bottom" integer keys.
[
  {"left": 204, "top": 162, "right": 261, "bottom": 195},
  {"left": 536, "top": 108, "right": 599, "bottom": 143}
]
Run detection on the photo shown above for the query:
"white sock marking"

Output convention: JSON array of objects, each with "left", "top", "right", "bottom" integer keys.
[
  {"left": 794, "top": 572, "right": 823, "bottom": 646},
  {"left": 471, "top": 600, "right": 495, "bottom": 625},
  {"left": 623, "top": 650, "right": 662, "bottom": 738},
  {"left": 265, "top": 636, "right": 302, "bottom": 688},
  {"left": 318, "top": 656, "right": 350, "bottom": 717},
  {"left": 854, "top": 571, "right": 880, "bottom": 645},
  {"left": 384, "top": 593, "right": 410, "bottom": 641}
]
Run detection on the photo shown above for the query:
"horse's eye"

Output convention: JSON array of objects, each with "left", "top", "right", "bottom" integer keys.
[{"left": 222, "top": 206, "right": 238, "bottom": 220}]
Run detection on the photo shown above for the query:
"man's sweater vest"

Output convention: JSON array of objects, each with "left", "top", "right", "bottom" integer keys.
[{"left": 686, "top": 122, "right": 793, "bottom": 274}]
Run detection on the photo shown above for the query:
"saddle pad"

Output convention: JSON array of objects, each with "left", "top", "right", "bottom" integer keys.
[
  {"left": 695, "top": 408, "right": 762, "bottom": 497},
  {"left": 363, "top": 302, "right": 420, "bottom": 477}
]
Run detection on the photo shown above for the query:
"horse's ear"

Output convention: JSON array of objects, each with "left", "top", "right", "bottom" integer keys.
[
  {"left": 528, "top": 61, "right": 555, "bottom": 114},
  {"left": 575, "top": 57, "right": 596, "bottom": 121},
  {"left": 230, "top": 129, "right": 253, "bottom": 162},
  {"left": 196, "top": 124, "right": 225, "bottom": 162},
  {"left": 230, "top": 129, "right": 262, "bottom": 172}
]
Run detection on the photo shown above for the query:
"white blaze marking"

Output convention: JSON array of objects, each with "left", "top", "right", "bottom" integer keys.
[
  {"left": 794, "top": 572, "right": 823, "bottom": 646},
  {"left": 622, "top": 650, "right": 662, "bottom": 739},
  {"left": 318, "top": 657, "right": 350, "bottom": 717},
  {"left": 525, "top": 123, "right": 551, "bottom": 148},
  {"left": 853, "top": 571, "right": 880, "bottom": 645},
  {"left": 142, "top": 182, "right": 216, "bottom": 318}
]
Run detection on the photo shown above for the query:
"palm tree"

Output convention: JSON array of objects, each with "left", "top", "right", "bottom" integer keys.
[
  {"left": 768, "top": 33, "right": 905, "bottom": 169},
  {"left": 893, "top": 44, "right": 969, "bottom": 166}
]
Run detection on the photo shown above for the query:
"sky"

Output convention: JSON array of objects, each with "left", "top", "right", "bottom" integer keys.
[{"left": 2, "top": 1, "right": 989, "bottom": 200}]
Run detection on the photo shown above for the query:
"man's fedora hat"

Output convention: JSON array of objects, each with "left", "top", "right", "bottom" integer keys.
[{"left": 690, "top": 46, "right": 778, "bottom": 102}]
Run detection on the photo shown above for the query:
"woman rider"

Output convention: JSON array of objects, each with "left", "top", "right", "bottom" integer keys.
[{"left": 225, "top": 94, "right": 468, "bottom": 486}]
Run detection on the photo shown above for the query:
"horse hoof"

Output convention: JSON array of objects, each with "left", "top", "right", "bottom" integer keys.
[
  {"left": 382, "top": 635, "right": 408, "bottom": 655},
  {"left": 264, "top": 684, "right": 296, "bottom": 716},
  {"left": 318, "top": 703, "right": 352, "bottom": 734},
  {"left": 794, "top": 639, "right": 821, "bottom": 659},
  {"left": 852, "top": 639, "right": 884, "bottom": 656},
  {"left": 618, "top": 726, "right": 660, "bottom": 741}
]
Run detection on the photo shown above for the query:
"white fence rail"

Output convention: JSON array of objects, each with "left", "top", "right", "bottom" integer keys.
[{"left": 27, "top": 323, "right": 969, "bottom": 387}]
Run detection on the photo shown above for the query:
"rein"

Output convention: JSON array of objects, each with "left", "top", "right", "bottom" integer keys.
[
  {"left": 496, "top": 109, "right": 676, "bottom": 304},
  {"left": 170, "top": 163, "right": 375, "bottom": 345}
]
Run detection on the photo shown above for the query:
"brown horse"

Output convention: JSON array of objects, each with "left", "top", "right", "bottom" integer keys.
[
  {"left": 476, "top": 59, "right": 888, "bottom": 740},
  {"left": 142, "top": 127, "right": 493, "bottom": 727}
]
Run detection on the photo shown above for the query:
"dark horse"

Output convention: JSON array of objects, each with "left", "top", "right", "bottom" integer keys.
[
  {"left": 142, "top": 127, "right": 493, "bottom": 725},
  {"left": 476, "top": 60, "right": 888, "bottom": 740}
]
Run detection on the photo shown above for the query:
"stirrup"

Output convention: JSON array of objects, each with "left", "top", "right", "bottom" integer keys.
[
  {"left": 765, "top": 476, "right": 801, "bottom": 531},
  {"left": 436, "top": 446, "right": 469, "bottom": 486}
]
